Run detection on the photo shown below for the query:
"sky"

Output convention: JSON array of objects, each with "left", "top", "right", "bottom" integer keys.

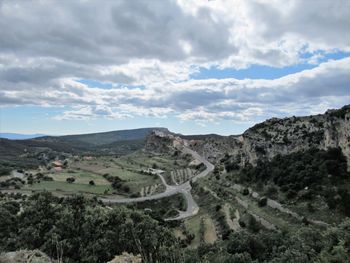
[{"left": 0, "top": 0, "right": 350, "bottom": 136}]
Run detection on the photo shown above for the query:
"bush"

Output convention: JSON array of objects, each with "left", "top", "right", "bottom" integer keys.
[
  {"left": 248, "top": 215, "right": 261, "bottom": 233},
  {"left": 242, "top": 188, "right": 250, "bottom": 196},
  {"left": 225, "top": 162, "right": 240, "bottom": 172},
  {"left": 286, "top": 189, "right": 297, "bottom": 199},
  {"left": 265, "top": 186, "right": 278, "bottom": 198},
  {"left": 123, "top": 185, "right": 130, "bottom": 193},
  {"left": 258, "top": 197, "right": 267, "bottom": 207},
  {"left": 66, "top": 177, "right": 75, "bottom": 183}
]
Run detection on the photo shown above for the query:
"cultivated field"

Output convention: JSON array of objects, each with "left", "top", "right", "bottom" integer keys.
[{"left": 24, "top": 151, "right": 188, "bottom": 197}]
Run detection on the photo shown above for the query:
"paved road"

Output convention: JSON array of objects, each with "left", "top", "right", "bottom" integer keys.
[{"left": 100, "top": 145, "right": 215, "bottom": 220}]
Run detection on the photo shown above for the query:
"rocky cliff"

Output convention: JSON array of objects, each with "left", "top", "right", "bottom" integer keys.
[
  {"left": 152, "top": 105, "right": 350, "bottom": 170},
  {"left": 240, "top": 105, "right": 350, "bottom": 168}
]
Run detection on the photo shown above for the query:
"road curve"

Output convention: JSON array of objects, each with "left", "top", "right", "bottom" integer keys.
[{"left": 100, "top": 145, "right": 215, "bottom": 220}]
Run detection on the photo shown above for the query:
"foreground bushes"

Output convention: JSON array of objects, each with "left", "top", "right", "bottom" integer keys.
[
  {"left": 184, "top": 220, "right": 350, "bottom": 263},
  {"left": 0, "top": 192, "right": 182, "bottom": 263}
]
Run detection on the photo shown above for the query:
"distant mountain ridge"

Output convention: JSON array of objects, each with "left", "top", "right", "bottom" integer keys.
[
  {"left": 35, "top": 127, "right": 168, "bottom": 146},
  {"left": 0, "top": 133, "right": 47, "bottom": 140}
]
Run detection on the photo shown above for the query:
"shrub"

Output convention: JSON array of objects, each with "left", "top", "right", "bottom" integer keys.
[
  {"left": 66, "top": 177, "right": 75, "bottom": 183},
  {"left": 242, "top": 188, "right": 250, "bottom": 196},
  {"left": 258, "top": 197, "right": 267, "bottom": 207}
]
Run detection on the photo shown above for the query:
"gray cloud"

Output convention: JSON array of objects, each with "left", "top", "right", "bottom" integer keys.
[
  {"left": 0, "top": 0, "right": 349, "bottom": 124},
  {"left": 247, "top": 0, "right": 350, "bottom": 50},
  {"left": 0, "top": 0, "right": 233, "bottom": 65},
  {"left": 2, "top": 58, "right": 349, "bottom": 123}
]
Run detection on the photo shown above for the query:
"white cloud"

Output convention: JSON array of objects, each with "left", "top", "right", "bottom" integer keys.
[
  {"left": 54, "top": 105, "right": 131, "bottom": 120},
  {"left": 0, "top": 0, "right": 349, "bottom": 125},
  {"left": 2, "top": 57, "right": 349, "bottom": 123}
]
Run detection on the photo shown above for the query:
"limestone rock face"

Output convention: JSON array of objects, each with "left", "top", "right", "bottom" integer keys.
[{"left": 183, "top": 105, "right": 350, "bottom": 169}]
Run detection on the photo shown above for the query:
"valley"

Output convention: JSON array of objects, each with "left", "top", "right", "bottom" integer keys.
[{"left": 1, "top": 105, "right": 350, "bottom": 262}]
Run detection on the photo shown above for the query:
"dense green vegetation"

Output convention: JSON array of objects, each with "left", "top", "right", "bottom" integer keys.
[
  {"left": 237, "top": 147, "right": 350, "bottom": 215},
  {"left": 0, "top": 193, "right": 182, "bottom": 263},
  {"left": 2, "top": 192, "right": 349, "bottom": 262},
  {"left": 184, "top": 221, "right": 350, "bottom": 262}
]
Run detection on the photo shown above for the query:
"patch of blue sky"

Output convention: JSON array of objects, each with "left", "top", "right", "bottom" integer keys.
[
  {"left": 191, "top": 50, "right": 350, "bottom": 81},
  {"left": 190, "top": 64, "right": 315, "bottom": 80},
  {"left": 0, "top": 106, "right": 255, "bottom": 136},
  {"left": 77, "top": 79, "right": 145, "bottom": 90},
  {"left": 78, "top": 79, "right": 113, "bottom": 89},
  {"left": 300, "top": 49, "right": 350, "bottom": 60},
  {"left": 0, "top": 106, "right": 63, "bottom": 135}
]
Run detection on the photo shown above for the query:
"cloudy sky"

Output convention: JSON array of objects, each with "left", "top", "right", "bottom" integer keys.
[{"left": 1, "top": 0, "right": 350, "bottom": 135}]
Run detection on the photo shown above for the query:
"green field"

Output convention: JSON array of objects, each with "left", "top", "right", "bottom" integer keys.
[
  {"left": 25, "top": 181, "right": 112, "bottom": 194},
  {"left": 71, "top": 157, "right": 162, "bottom": 194},
  {"left": 114, "top": 151, "right": 190, "bottom": 172},
  {"left": 49, "top": 171, "right": 109, "bottom": 185},
  {"left": 23, "top": 153, "right": 174, "bottom": 196}
]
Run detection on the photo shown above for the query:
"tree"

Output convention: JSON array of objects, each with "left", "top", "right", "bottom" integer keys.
[
  {"left": 66, "top": 177, "right": 75, "bottom": 183},
  {"left": 0, "top": 207, "right": 17, "bottom": 250},
  {"left": 258, "top": 197, "right": 267, "bottom": 207},
  {"left": 89, "top": 180, "right": 95, "bottom": 186}
]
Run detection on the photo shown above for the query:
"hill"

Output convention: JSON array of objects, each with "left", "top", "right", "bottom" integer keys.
[{"left": 36, "top": 127, "right": 168, "bottom": 146}]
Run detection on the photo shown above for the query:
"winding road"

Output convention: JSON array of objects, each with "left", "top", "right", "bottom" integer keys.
[{"left": 100, "top": 145, "right": 215, "bottom": 220}]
